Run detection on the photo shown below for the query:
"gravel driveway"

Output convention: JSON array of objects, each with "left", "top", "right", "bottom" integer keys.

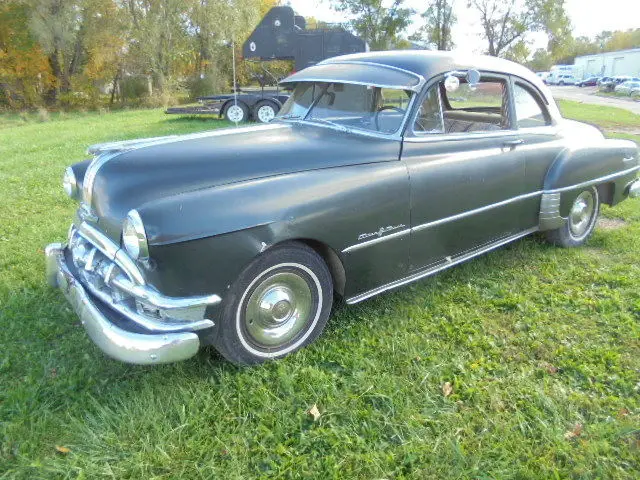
[{"left": 549, "top": 86, "right": 640, "bottom": 115}]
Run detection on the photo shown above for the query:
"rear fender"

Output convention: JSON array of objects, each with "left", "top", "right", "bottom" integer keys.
[{"left": 540, "top": 139, "right": 638, "bottom": 230}]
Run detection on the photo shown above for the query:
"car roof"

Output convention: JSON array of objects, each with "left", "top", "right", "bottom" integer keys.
[
  {"left": 281, "top": 50, "right": 561, "bottom": 118},
  {"left": 319, "top": 50, "right": 544, "bottom": 86}
]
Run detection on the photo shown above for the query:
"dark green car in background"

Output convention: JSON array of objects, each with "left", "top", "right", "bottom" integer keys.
[{"left": 46, "top": 51, "right": 640, "bottom": 366}]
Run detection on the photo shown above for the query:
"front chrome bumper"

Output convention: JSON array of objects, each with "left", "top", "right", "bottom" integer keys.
[{"left": 45, "top": 242, "right": 219, "bottom": 365}]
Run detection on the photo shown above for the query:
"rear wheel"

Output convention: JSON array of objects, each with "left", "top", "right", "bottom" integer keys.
[
  {"left": 255, "top": 101, "right": 279, "bottom": 123},
  {"left": 224, "top": 102, "right": 249, "bottom": 123},
  {"left": 545, "top": 187, "right": 600, "bottom": 248},
  {"left": 214, "top": 243, "right": 333, "bottom": 365}
]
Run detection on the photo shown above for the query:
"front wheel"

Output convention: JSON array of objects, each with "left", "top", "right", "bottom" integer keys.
[
  {"left": 545, "top": 187, "right": 600, "bottom": 247},
  {"left": 224, "top": 102, "right": 249, "bottom": 123},
  {"left": 214, "top": 243, "right": 333, "bottom": 365}
]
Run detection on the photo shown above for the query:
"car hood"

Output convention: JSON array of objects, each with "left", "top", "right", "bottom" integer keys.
[{"left": 87, "top": 122, "right": 401, "bottom": 240}]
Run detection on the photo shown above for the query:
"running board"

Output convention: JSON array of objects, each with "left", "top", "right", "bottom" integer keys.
[{"left": 345, "top": 227, "right": 539, "bottom": 305}]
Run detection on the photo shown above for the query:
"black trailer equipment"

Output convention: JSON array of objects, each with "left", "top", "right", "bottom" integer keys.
[{"left": 166, "top": 6, "right": 367, "bottom": 123}]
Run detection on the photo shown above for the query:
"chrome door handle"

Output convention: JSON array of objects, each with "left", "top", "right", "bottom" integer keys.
[{"left": 504, "top": 139, "right": 524, "bottom": 149}]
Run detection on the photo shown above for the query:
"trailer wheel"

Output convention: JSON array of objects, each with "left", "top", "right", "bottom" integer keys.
[
  {"left": 224, "top": 102, "right": 249, "bottom": 123},
  {"left": 255, "top": 101, "right": 279, "bottom": 123}
]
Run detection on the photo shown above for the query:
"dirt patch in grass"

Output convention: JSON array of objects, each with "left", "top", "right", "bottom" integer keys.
[{"left": 597, "top": 217, "right": 628, "bottom": 230}]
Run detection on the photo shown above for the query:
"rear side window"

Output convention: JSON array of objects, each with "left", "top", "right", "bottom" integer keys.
[{"left": 514, "top": 83, "right": 550, "bottom": 129}]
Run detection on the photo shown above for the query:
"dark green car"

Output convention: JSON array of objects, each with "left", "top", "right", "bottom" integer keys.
[{"left": 46, "top": 51, "right": 640, "bottom": 365}]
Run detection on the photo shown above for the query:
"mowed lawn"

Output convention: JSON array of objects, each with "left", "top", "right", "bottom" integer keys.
[{"left": 1, "top": 103, "right": 639, "bottom": 479}]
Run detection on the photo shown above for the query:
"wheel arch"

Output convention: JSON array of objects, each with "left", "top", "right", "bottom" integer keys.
[{"left": 268, "top": 238, "right": 346, "bottom": 298}]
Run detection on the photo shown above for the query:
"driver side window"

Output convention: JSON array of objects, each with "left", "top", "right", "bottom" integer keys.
[{"left": 413, "top": 74, "right": 510, "bottom": 135}]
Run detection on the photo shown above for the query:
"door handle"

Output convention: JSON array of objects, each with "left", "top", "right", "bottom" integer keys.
[{"left": 503, "top": 139, "right": 524, "bottom": 149}]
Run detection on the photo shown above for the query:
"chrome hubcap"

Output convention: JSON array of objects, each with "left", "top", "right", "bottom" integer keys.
[
  {"left": 244, "top": 272, "right": 313, "bottom": 348},
  {"left": 227, "top": 105, "right": 244, "bottom": 123},
  {"left": 569, "top": 191, "right": 595, "bottom": 239},
  {"left": 257, "top": 105, "right": 276, "bottom": 123}
]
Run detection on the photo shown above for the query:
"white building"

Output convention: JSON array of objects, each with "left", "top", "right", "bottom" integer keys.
[{"left": 574, "top": 48, "right": 640, "bottom": 79}]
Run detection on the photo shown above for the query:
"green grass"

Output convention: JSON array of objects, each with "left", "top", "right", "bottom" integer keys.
[
  {"left": 557, "top": 100, "right": 640, "bottom": 133},
  {"left": 1, "top": 104, "right": 639, "bottom": 479}
]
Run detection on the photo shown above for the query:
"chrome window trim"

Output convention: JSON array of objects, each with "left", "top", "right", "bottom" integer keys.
[
  {"left": 297, "top": 60, "right": 427, "bottom": 92},
  {"left": 512, "top": 80, "right": 554, "bottom": 128},
  {"left": 281, "top": 78, "right": 419, "bottom": 91},
  {"left": 411, "top": 81, "right": 446, "bottom": 136},
  {"left": 283, "top": 88, "right": 418, "bottom": 141},
  {"left": 346, "top": 227, "right": 539, "bottom": 304}
]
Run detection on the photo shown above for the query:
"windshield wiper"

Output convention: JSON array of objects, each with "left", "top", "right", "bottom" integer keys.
[{"left": 306, "top": 118, "right": 351, "bottom": 133}]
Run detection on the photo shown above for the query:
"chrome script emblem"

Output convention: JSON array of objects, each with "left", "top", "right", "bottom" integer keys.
[{"left": 358, "top": 224, "right": 406, "bottom": 241}]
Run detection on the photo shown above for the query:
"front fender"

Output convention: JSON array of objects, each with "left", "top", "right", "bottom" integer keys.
[{"left": 138, "top": 162, "right": 410, "bottom": 299}]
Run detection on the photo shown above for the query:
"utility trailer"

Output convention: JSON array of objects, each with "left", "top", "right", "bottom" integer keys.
[{"left": 166, "top": 6, "right": 367, "bottom": 123}]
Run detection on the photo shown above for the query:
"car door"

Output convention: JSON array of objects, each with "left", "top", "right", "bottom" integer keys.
[
  {"left": 401, "top": 72, "right": 530, "bottom": 272},
  {"left": 510, "top": 79, "right": 566, "bottom": 228}
]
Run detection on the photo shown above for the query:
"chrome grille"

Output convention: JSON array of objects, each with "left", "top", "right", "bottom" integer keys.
[{"left": 66, "top": 224, "right": 218, "bottom": 332}]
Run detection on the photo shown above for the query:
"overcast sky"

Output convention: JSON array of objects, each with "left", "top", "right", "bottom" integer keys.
[{"left": 285, "top": 0, "right": 640, "bottom": 53}]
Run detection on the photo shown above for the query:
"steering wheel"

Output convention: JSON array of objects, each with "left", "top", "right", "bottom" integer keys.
[{"left": 374, "top": 106, "right": 406, "bottom": 132}]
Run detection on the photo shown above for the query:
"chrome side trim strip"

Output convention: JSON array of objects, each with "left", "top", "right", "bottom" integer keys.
[
  {"left": 342, "top": 228, "right": 410, "bottom": 253},
  {"left": 412, "top": 191, "right": 542, "bottom": 233},
  {"left": 110, "top": 275, "right": 221, "bottom": 313},
  {"left": 346, "top": 227, "right": 538, "bottom": 304},
  {"left": 87, "top": 123, "right": 287, "bottom": 156},
  {"left": 546, "top": 165, "right": 640, "bottom": 194},
  {"left": 341, "top": 166, "right": 640, "bottom": 254}
]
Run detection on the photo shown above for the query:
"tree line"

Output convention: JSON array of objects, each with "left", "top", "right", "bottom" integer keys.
[
  {"left": 1, "top": 0, "right": 639, "bottom": 111},
  {"left": 0, "top": 0, "right": 279, "bottom": 110}
]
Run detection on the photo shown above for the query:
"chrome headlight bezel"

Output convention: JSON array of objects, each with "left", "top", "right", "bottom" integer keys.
[
  {"left": 122, "top": 210, "right": 149, "bottom": 261},
  {"left": 62, "top": 167, "right": 79, "bottom": 199}
]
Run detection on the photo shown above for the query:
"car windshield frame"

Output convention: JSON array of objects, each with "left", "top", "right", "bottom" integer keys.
[{"left": 276, "top": 81, "right": 416, "bottom": 138}]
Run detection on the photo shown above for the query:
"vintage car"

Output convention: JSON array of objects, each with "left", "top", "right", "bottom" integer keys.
[{"left": 46, "top": 51, "right": 640, "bottom": 366}]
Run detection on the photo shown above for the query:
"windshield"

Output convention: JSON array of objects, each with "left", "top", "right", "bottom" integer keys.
[{"left": 277, "top": 82, "right": 413, "bottom": 135}]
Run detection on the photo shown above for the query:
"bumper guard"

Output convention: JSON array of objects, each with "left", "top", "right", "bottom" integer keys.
[{"left": 45, "top": 243, "right": 218, "bottom": 365}]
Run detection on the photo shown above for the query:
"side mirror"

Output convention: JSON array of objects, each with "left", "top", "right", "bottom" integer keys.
[{"left": 467, "top": 70, "right": 481, "bottom": 87}]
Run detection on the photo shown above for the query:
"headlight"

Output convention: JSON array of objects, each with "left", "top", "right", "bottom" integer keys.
[
  {"left": 62, "top": 167, "right": 79, "bottom": 199},
  {"left": 122, "top": 210, "right": 149, "bottom": 260}
]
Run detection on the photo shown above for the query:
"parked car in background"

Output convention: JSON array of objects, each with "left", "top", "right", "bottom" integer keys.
[
  {"left": 577, "top": 76, "right": 599, "bottom": 87},
  {"left": 601, "top": 76, "right": 637, "bottom": 92},
  {"left": 548, "top": 74, "right": 577, "bottom": 86},
  {"left": 598, "top": 76, "right": 613, "bottom": 87},
  {"left": 46, "top": 51, "right": 640, "bottom": 366},
  {"left": 616, "top": 81, "right": 640, "bottom": 95},
  {"left": 536, "top": 71, "right": 550, "bottom": 84}
]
